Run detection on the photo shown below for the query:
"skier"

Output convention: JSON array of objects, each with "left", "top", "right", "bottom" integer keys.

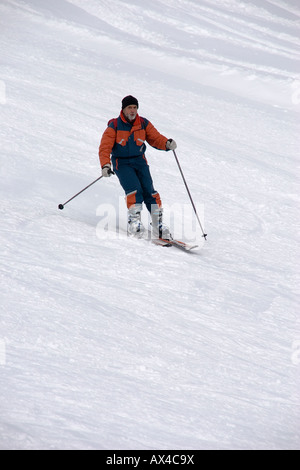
[{"left": 98, "top": 95, "right": 177, "bottom": 239}]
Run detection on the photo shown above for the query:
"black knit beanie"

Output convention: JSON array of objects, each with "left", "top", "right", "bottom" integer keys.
[{"left": 122, "top": 95, "right": 139, "bottom": 110}]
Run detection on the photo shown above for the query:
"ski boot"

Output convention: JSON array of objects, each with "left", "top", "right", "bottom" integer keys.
[
  {"left": 128, "top": 204, "right": 145, "bottom": 238},
  {"left": 151, "top": 208, "right": 172, "bottom": 240}
]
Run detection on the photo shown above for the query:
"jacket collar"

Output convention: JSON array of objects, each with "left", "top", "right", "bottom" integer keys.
[{"left": 120, "top": 111, "right": 141, "bottom": 130}]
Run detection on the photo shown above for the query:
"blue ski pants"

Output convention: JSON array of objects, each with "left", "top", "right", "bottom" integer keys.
[{"left": 112, "top": 155, "right": 162, "bottom": 212}]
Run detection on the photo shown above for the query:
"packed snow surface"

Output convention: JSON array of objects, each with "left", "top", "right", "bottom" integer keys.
[{"left": 0, "top": 0, "right": 299, "bottom": 450}]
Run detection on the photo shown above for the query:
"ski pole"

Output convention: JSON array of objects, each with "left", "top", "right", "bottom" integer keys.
[
  {"left": 172, "top": 150, "right": 207, "bottom": 240},
  {"left": 58, "top": 175, "right": 105, "bottom": 210}
]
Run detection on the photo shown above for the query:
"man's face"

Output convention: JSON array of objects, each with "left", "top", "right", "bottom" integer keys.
[{"left": 123, "top": 105, "right": 138, "bottom": 122}]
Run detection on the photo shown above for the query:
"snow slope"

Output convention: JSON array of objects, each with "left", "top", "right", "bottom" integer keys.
[{"left": 0, "top": 0, "right": 299, "bottom": 450}]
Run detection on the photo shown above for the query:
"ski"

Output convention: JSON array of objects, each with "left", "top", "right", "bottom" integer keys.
[
  {"left": 128, "top": 230, "right": 198, "bottom": 251},
  {"left": 152, "top": 238, "right": 173, "bottom": 247},
  {"left": 156, "top": 238, "right": 198, "bottom": 251}
]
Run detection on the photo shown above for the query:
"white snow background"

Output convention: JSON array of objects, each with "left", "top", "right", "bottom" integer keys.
[{"left": 0, "top": 0, "right": 299, "bottom": 450}]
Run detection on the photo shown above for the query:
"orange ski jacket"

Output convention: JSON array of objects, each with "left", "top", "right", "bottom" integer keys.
[{"left": 99, "top": 111, "right": 169, "bottom": 168}]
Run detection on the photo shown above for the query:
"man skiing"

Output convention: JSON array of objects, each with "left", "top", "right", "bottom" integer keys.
[{"left": 98, "top": 95, "right": 177, "bottom": 239}]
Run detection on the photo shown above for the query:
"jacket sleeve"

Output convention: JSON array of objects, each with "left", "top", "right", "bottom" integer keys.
[
  {"left": 99, "top": 126, "right": 116, "bottom": 168},
  {"left": 145, "top": 121, "right": 168, "bottom": 151}
]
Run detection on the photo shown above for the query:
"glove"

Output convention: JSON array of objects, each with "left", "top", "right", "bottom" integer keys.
[
  {"left": 166, "top": 139, "right": 177, "bottom": 150},
  {"left": 102, "top": 164, "right": 113, "bottom": 177}
]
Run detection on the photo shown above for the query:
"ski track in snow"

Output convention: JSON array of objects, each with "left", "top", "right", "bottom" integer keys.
[{"left": 0, "top": 0, "right": 299, "bottom": 450}]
